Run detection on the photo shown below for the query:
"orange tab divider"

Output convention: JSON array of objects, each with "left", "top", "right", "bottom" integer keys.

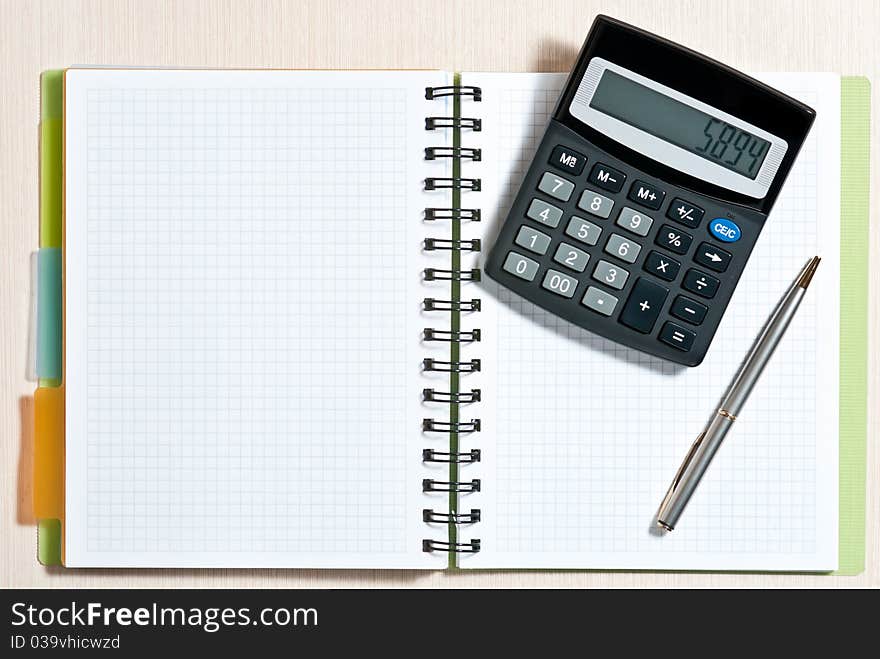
[{"left": 34, "top": 386, "right": 64, "bottom": 522}]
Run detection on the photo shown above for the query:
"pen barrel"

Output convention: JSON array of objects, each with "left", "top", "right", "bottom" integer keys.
[
  {"left": 722, "top": 287, "right": 806, "bottom": 415},
  {"left": 657, "top": 413, "right": 735, "bottom": 530}
]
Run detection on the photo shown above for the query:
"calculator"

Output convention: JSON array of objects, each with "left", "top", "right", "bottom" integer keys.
[{"left": 485, "top": 16, "right": 815, "bottom": 366}]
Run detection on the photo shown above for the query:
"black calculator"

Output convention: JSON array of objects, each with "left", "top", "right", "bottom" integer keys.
[{"left": 485, "top": 16, "right": 815, "bottom": 366}]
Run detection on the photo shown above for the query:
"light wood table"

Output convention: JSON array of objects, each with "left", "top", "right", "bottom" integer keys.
[{"left": 2, "top": 0, "right": 877, "bottom": 588}]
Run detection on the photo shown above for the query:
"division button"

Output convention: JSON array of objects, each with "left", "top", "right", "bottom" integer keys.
[
  {"left": 693, "top": 242, "right": 732, "bottom": 273},
  {"left": 619, "top": 277, "right": 669, "bottom": 334},
  {"left": 588, "top": 162, "right": 626, "bottom": 193},
  {"left": 659, "top": 321, "right": 697, "bottom": 351},
  {"left": 682, "top": 268, "right": 720, "bottom": 299},
  {"left": 548, "top": 145, "right": 587, "bottom": 176}
]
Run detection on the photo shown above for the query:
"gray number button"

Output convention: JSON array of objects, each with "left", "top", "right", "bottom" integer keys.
[
  {"left": 592, "top": 259, "right": 629, "bottom": 290},
  {"left": 537, "top": 172, "right": 575, "bottom": 202},
  {"left": 502, "top": 251, "right": 539, "bottom": 281},
  {"left": 527, "top": 198, "right": 563, "bottom": 228},
  {"left": 577, "top": 189, "right": 614, "bottom": 219},
  {"left": 541, "top": 269, "right": 578, "bottom": 298},
  {"left": 515, "top": 225, "right": 551, "bottom": 255},
  {"left": 604, "top": 233, "right": 641, "bottom": 264},
  {"left": 553, "top": 242, "right": 590, "bottom": 273},
  {"left": 581, "top": 286, "right": 619, "bottom": 316},
  {"left": 565, "top": 216, "right": 602, "bottom": 246},
  {"left": 615, "top": 207, "right": 653, "bottom": 236}
]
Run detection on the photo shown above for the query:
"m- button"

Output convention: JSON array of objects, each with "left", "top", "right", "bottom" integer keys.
[{"left": 588, "top": 162, "right": 626, "bottom": 193}]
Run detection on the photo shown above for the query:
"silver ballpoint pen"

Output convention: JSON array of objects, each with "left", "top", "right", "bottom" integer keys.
[{"left": 655, "top": 255, "right": 821, "bottom": 532}]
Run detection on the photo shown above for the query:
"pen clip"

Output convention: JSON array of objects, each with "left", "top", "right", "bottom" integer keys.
[{"left": 668, "top": 432, "right": 705, "bottom": 493}]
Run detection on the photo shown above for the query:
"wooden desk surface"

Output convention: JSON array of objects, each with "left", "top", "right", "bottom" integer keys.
[{"left": 1, "top": 0, "right": 877, "bottom": 588}]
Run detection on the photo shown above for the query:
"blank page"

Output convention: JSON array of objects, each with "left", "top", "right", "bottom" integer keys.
[
  {"left": 64, "top": 69, "right": 449, "bottom": 567},
  {"left": 463, "top": 72, "right": 839, "bottom": 570}
]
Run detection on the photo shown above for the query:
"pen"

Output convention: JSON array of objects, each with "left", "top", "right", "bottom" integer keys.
[{"left": 655, "top": 255, "right": 821, "bottom": 532}]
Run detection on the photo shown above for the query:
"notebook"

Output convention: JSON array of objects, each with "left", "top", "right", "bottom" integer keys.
[{"left": 33, "top": 68, "right": 869, "bottom": 571}]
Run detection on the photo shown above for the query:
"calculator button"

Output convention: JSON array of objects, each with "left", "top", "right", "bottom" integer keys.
[
  {"left": 502, "top": 251, "right": 540, "bottom": 282},
  {"left": 592, "top": 260, "right": 629, "bottom": 290},
  {"left": 693, "top": 242, "right": 732, "bottom": 273},
  {"left": 667, "top": 198, "right": 705, "bottom": 228},
  {"left": 527, "top": 198, "right": 563, "bottom": 228},
  {"left": 548, "top": 145, "right": 587, "bottom": 176},
  {"left": 643, "top": 250, "right": 681, "bottom": 282},
  {"left": 619, "top": 278, "right": 669, "bottom": 334},
  {"left": 655, "top": 224, "right": 693, "bottom": 255},
  {"left": 587, "top": 162, "right": 626, "bottom": 193},
  {"left": 670, "top": 295, "right": 708, "bottom": 325},
  {"left": 577, "top": 189, "right": 614, "bottom": 219},
  {"left": 537, "top": 171, "right": 575, "bottom": 202},
  {"left": 582, "top": 286, "right": 619, "bottom": 316},
  {"left": 659, "top": 322, "right": 697, "bottom": 351},
  {"left": 615, "top": 207, "right": 654, "bottom": 236},
  {"left": 708, "top": 217, "right": 742, "bottom": 243},
  {"left": 541, "top": 268, "right": 579, "bottom": 298},
  {"left": 627, "top": 179, "right": 666, "bottom": 210},
  {"left": 604, "top": 233, "right": 641, "bottom": 264},
  {"left": 565, "top": 216, "right": 602, "bottom": 246},
  {"left": 682, "top": 268, "right": 720, "bottom": 298},
  {"left": 553, "top": 242, "right": 590, "bottom": 273},
  {"left": 514, "top": 225, "right": 552, "bottom": 255}
]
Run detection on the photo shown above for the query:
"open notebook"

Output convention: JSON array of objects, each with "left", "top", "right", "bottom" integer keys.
[{"left": 33, "top": 68, "right": 866, "bottom": 570}]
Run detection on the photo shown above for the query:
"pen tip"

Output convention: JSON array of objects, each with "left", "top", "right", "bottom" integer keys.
[
  {"left": 797, "top": 256, "right": 821, "bottom": 289},
  {"left": 655, "top": 520, "right": 673, "bottom": 533}
]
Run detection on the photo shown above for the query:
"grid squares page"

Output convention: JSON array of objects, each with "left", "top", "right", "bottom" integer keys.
[
  {"left": 464, "top": 73, "right": 839, "bottom": 570},
  {"left": 64, "top": 69, "right": 448, "bottom": 567}
]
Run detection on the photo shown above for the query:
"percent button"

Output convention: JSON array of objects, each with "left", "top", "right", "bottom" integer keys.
[{"left": 654, "top": 224, "right": 693, "bottom": 255}]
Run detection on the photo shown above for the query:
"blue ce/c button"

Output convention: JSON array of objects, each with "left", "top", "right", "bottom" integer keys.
[{"left": 709, "top": 217, "right": 741, "bottom": 243}]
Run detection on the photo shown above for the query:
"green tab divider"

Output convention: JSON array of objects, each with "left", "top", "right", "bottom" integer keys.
[
  {"left": 836, "top": 76, "right": 870, "bottom": 575},
  {"left": 38, "top": 519, "right": 62, "bottom": 566}
]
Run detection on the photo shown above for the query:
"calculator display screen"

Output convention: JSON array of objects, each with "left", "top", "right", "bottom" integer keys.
[{"left": 589, "top": 70, "right": 771, "bottom": 179}]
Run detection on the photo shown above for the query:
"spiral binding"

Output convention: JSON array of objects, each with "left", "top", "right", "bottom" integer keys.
[
  {"left": 423, "top": 328, "right": 481, "bottom": 342},
  {"left": 422, "top": 298, "right": 481, "bottom": 312},
  {"left": 422, "top": 539, "right": 481, "bottom": 553},
  {"left": 422, "top": 84, "right": 483, "bottom": 556},
  {"left": 425, "top": 117, "right": 482, "bottom": 131},
  {"left": 423, "top": 449, "right": 481, "bottom": 463},
  {"left": 423, "top": 388, "right": 481, "bottom": 403},
  {"left": 423, "top": 509, "right": 481, "bottom": 524},
  {"left": 424, "top": 208, "right": 481, "bottom": 221}
]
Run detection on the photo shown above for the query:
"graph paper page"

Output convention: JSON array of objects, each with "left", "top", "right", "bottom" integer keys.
[
  {"left": 64, "top": 69, "right": 450, "bottom": 568},
  {"left": 464, "top": 72, "right": 839, "bottom": 570}
]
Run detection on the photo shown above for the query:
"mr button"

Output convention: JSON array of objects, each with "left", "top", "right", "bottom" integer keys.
[
  {"left": 619, "top": 278, "right": 669, "bottom": 333},
  {"left": 548, "top": 145, "right": 587, "bottom": 176}
]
